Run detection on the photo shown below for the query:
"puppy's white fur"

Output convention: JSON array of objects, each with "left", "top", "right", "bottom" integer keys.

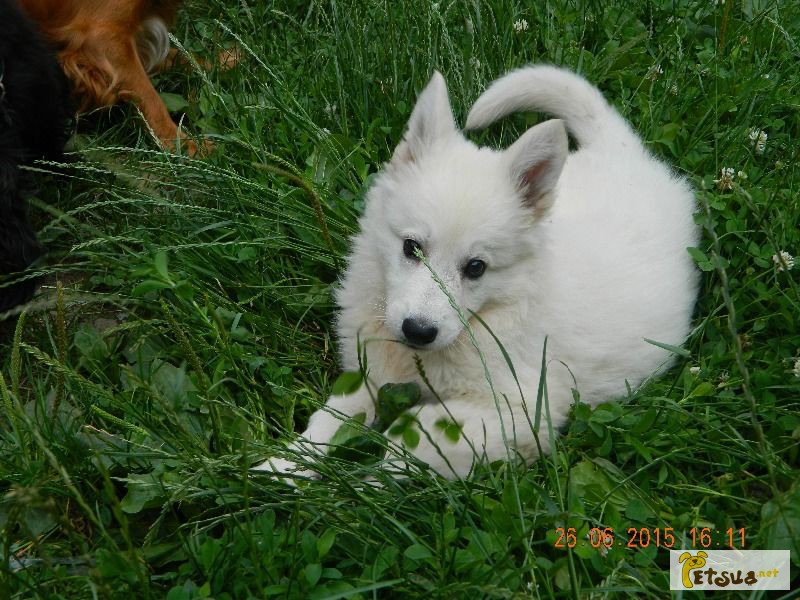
[{"left": 255, "top": 65, "right": 699, "bottom": 479}]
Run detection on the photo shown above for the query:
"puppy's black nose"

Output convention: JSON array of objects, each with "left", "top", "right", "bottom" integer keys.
[{"left": 402, "top": 318, "right": 438, "bottom": 346}]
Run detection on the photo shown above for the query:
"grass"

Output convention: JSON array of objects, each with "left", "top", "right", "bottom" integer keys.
[{"left": 1, "top": 0, "right": 799, "bottom": 597}]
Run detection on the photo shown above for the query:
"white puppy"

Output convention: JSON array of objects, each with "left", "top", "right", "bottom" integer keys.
[{"left": 255, "top": 65, "right": 699, "bottom": 480}]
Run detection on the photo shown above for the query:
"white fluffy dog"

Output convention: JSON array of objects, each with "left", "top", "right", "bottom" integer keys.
[{"left": 256, "top": 65, "right": 699, "bottom": 480}]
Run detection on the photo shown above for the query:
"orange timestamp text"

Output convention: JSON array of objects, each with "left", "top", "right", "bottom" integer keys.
[{"left": 554, "top": 527, "right": 746, "bottom": 550}]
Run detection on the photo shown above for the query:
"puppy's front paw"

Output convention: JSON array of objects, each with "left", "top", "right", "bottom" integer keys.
[{"left": 251, "top": 456, "right": 318, "bottom": 486}]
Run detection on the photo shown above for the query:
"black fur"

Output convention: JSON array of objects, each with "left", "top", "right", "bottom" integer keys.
[{"left": 0, "top": 0, "right": 72, "bottom": 313}]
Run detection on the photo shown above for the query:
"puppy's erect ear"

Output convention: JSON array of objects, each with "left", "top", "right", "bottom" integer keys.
[
  {"left": 391, "top": 71, "right": 458, "bottom": 165},
  {"left": 505, "top": 119, "right": 568, "bottom": 214}
]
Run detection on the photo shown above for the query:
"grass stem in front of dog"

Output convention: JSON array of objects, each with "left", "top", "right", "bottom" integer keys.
[{"left": 54, "top": 280, "right": 67, "bottom": 418}]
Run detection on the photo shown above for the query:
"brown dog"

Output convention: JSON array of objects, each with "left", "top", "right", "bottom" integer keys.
[{"left": 18, "top": 0, "right": 210, "bottom": 156}]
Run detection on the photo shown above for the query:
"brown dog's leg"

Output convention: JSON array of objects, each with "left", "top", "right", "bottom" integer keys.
[
  {"left": 84, "top": 31, "right": 211, "bottom": 156},
  {"left": 160, "top": 46, "right": 240, "bottom": 72},
  {"left": 120, "top": 44, "right": 211, "bottom": 156}
]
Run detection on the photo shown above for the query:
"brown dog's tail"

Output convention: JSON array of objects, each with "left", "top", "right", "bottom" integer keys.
[{"left": 136, "top": 17, "right": 171, "bottom": 74}]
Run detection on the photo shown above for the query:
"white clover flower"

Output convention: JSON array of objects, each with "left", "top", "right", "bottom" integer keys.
[
  {"left": 689, "top": 366, "right": 701, "bottom": 376},
  {"left": 513, "top": 19, "right": 529, "bottom": 33},
  {"left": 748, "top": 128, "right": 767, "bottom": 154},
  {"left": 714, "top": 167, "right": 736, "bottom": 191},
  {"left": 737, "top": 170, "right": 747, "bottom": 180},
  {"left": 646, "top": 64, "right": 664, "bottom": 80},
  {"left": 757, "top": 132, "right": 767, "bottom": 153},
  {"left": 323, "top": 102, "right": 337, "bottom": 117},
  {"left": 794, "top": 357, "right": 800, "bottom": 379},
  {"left": 669, "top": 83, "right": 679, "bottom": 95},
  {"left": 716, "top": 371, "right": 730, "bottom": 389},
  {"left": 772, "top": 251, "right": 795, "bottom": 272}
]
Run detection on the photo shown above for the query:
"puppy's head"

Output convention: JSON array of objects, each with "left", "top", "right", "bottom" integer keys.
[{"left": 360, "top": 72, "right": 568, "bottom": 350}]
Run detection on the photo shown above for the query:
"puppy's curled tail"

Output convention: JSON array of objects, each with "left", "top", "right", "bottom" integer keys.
[{"left": 466, "top": 65, "right": 636, "bottom": 149}]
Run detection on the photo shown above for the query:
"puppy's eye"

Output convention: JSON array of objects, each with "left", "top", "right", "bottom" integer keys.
[
  {"left": 403, "top": 239, "right": 422, "bottom": 260},
  {"left": 464, "top": 259, "right": 486, "bottom": 279}
]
